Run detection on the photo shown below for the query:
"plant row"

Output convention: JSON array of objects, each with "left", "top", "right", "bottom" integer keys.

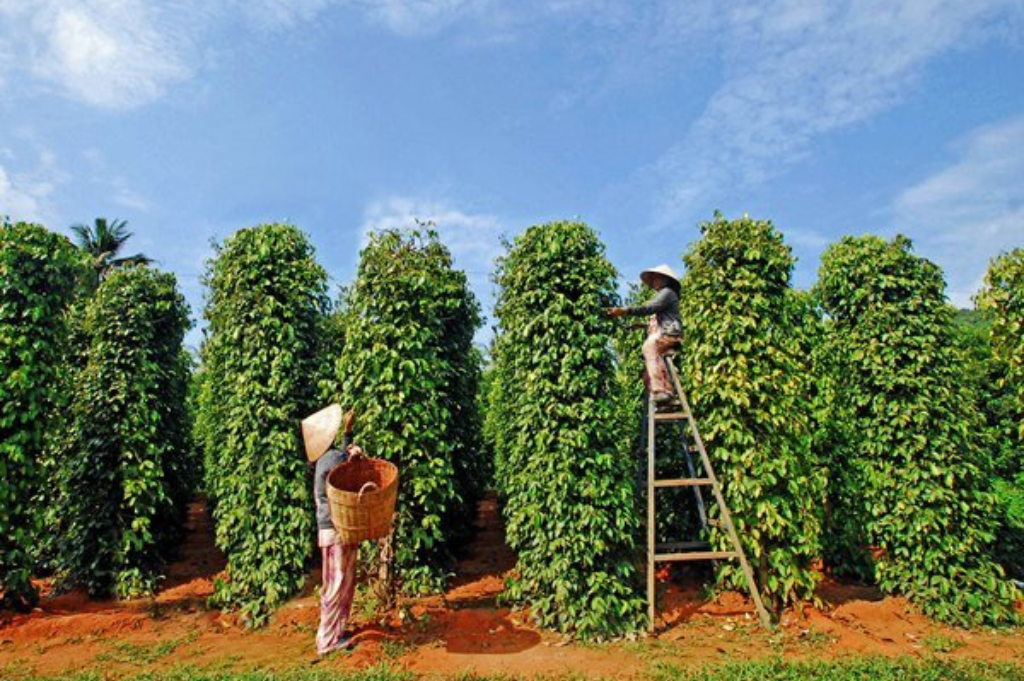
[
  {"left": 487, "top": 217, "right": 1021, "bottom": 636},
  {"left": 1, "top": 221, "right": 193, "bottom": 605},
  {"left": 3, "top": 216, "right": 1021, "bottom": 639},
  {"left": 197, "top": 225, "right": 488, "bottom": 622}
]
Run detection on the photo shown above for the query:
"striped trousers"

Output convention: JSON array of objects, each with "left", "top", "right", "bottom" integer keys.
[{"left": 316, "top": 529, "right": 358, "bottom": 654}]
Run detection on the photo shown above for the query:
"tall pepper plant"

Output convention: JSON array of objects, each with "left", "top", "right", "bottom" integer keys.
[
  {"left": 199, "top": 223, "right": 329, "bottom": 624},
  {"left": 815, "top": 235, "right": 1016, "bottom": 626},
  {"left": 975, "top": 249, "right": 1024, "bottom": 579},
  {"left": 335, "top": 228, "right": 483, "bottom": 594},
  {"left": 490, "top": 220, "right": 644, "bottom": 639},
  {"left": 977, "top": 248, "right": 1024, "bottom": 440},
  {"left": 0, "top": 221, "right": 86, "bottom": 609},
  {"left": 57, "top": 265, "right": 192, "bottom": 597},
  {"left": 677, "top": 213, "right": 824, "bottom": 615}
]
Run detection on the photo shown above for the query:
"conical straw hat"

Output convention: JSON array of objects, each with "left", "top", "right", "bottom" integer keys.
[
  {"left": 639, "top": 264, "right": 680, "bottom": 288},
  {"left": 301, "top": 404, "right": 342, "bottom": 462}
]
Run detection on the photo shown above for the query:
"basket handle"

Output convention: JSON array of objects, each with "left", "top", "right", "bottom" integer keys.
[{"left": 357, "top": 481, "right": 379, "bottom": 500}]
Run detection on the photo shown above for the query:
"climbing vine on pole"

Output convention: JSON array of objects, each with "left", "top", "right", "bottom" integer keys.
[
  {"left": 58, "top": 266, "right": 192, "bottom": 598},
  {"left": 677, "top": 213, "right": 824, "bottom": 614},
  {"left": 491, "top": 220, "right": 644, "bottom": 639},
  {"left": 335, "top": 228, "right": 483, "bottom": 594},
  {"left": 815, "top": 234, "right": 1016, "bottom": 627},
  {"left": 200, "top": 223, "right": 329, "bottom": 624},
  {"left": 0, "top": 221, "right": 86, "bottom": 610}
]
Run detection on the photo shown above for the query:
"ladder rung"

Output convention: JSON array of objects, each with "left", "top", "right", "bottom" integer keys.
[
  {"left": 655, "top": 551, "right": 737, "bottom": 562},
  {"left": 654, "top": 412, "right": 689, "bottom": 422},
  {"left": 706, "top": 518, "right": 723, "bottom": 528},
  {"left": 653, "top": 477, "right": 713, "bottom": 488},
  {"left": 656, "top": 541, "right": 710, "bottom": 553}
]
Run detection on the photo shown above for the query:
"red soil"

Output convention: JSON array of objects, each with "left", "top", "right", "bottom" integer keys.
[{"left": 2, "top": 494, "right": 1021, "bottom": 679}]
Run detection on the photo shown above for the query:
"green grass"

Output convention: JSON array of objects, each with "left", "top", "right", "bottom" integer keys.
[
  {"left": 21, "top": 664, "right": 414, "bottom": 681},
  {"left": 921, "top": 634, "right": 966, "bottom": 654},
  {"left": 14, "top": 658, "right": 1024, "bottom": 681},
  {"left": 93, "top": 632, "right": 200, "bottom": 664},
  {"left": 379, "top": 639, "right": 411, "bottom": 660},
  {"left": 656, "top": 658, "right": 1023, "bottom": 681}
]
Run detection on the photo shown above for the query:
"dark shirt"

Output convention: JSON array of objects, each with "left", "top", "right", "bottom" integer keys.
[
  {"left": 314, "top": 433, "right": 351, "bottom": 531},
  {"left": 627, "top": 287, "right": 682, "bottom": 337}
]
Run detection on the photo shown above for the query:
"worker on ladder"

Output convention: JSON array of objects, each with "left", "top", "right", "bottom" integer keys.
[{"left": 608, "top": 264, "right": 683, "bottom": 411}]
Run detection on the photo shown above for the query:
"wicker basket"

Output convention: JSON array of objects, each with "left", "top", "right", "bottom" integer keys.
[{"left": 326, "top": 456, "right": 398, "bottom": 544}]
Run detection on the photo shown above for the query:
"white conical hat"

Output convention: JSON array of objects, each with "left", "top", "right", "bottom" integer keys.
[
  {"left": 301, "top": 404, "right": 342, "bottom": 462},
  {"left": 639, "top": 264, "right": 680, "bottom": 287}
]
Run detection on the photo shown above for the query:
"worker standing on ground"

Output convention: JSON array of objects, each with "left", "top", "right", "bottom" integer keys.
[
  {"left": 608, "top": 264, "right": 683, "bottom": 407},
  {"left": 302, "top": 404, "right": 361, "bottom": 655}
]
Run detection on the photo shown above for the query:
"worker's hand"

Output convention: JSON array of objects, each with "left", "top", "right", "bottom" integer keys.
[
  {"left": 346, "top": 443, "right": 364, "bottom": 459},
  {"left": 607, "top": 306, "right": 627, "bottom": 318},
  {"left": 342, "top": 409, "right": 355, "bottom": 434}
]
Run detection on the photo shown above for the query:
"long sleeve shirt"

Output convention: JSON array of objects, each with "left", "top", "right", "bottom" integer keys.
[
  {"left": 314, "top": 433, "right": 352, "bottom": 531},
  {"left": 626, "top": 287, "right": 682, "bottom": 337}
]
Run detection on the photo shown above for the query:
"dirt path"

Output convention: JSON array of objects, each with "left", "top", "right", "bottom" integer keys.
[{"left": 1, "top": 494, "right": 1022, "bottom": 679}]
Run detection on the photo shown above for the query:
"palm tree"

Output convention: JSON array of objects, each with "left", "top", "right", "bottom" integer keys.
[{"left": 70, "top": 217, "right": 152, "bottom": 279}]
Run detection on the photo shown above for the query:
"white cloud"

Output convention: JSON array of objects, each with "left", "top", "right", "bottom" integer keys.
[
  {"left": 361, "top": 195, "right": 504, "bottom": 274},
  {"left": 361, "top": 0, "right": 479, "bottom": 36},
  {"left": 311, "top": 0, "right": 601, "bottom": 38},
  {"left": 0, "top": 0, "right": 688, "bottom": 109},
  {"left": 110, "top": 177, "right": 151, "bottom": 212},
  {"left": 241, "top": 0, "right": 524, "bottom": 37},
  {"left": 233, "top": 0, "right": 335, "bottom": 30},
  {"left": 0, "top": 0, "right": 503, "bottom": 108},
  {"left": 66, "top": 147, "right": 151, "bottom": 213},
  {"left": 0, "top": 140, "right": 63, "bottom": 224},
  {"left": 0, "top": 164, "right": 48, "bottom": 220},
  {"left": 891, "top": 116, "right": 1024, "bottom": 308},
  {"left": 0, "top": 0, "right": 192, "bottom": 109},
  {"left": 652, "top": 0, "right": 1024, "bottom": 227}
]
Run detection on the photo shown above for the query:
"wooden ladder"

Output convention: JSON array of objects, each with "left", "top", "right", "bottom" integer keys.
[{"left": 645, "top": 354, "right": 771, "bottom": 630}]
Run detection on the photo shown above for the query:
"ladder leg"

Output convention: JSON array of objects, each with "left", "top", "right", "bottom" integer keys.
[
  {"left": 705, "top": 464, "right": 771, "bottom": 627},
  {"left": 636, "top": 392, "right": 648, "bottom": 509},
  {"left": 665, "top": 357, "right": 709, "bottom": 529},
  {"left": 665, "top": 360, "right": 773, "bottom": 629},
  {"left": 647, "top": 390, "right": 657, "bottom": 631}
]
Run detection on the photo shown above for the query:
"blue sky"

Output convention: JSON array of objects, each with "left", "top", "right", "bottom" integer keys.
[{"left": 1, "top": 0, "right": 1023, "bottom": 349}]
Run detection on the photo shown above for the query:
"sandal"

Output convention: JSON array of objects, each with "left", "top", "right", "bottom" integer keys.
[{"left": 318, "top": 634, "right": 354, "bottom": 657}]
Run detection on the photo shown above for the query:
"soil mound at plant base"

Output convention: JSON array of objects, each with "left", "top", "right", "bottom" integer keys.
[{"left": 3, "top": 604, "right": 152, "bottom": 642}]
